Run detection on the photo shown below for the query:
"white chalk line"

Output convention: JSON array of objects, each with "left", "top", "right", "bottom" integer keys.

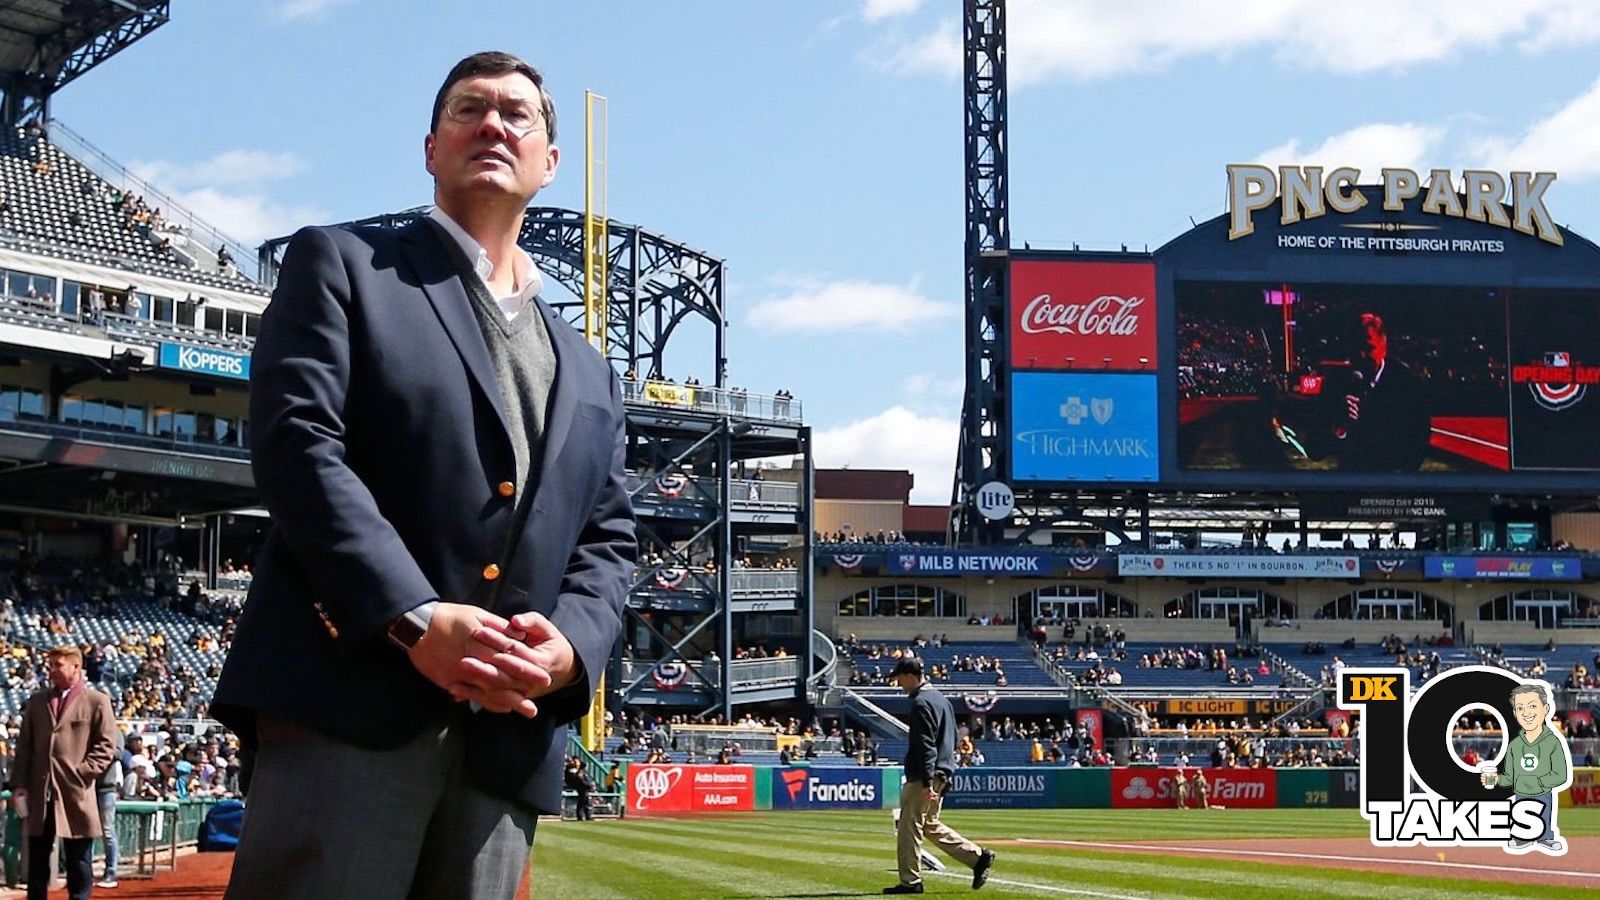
[
  {"left": 927, "top": 868, "right": 1147, "bottom": 899},
  {"left": 1017, "top": 838, "right": 1600, "bottom": 880}
]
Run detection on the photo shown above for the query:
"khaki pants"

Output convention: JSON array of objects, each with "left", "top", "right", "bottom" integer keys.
[{"left": 898, "top": 777, "right": 981, "bottom": 886}]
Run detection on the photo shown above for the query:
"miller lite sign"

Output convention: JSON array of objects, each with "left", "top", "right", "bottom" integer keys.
[{"left": 1010, "top": 259, "right": 1157, "bottom": 372}]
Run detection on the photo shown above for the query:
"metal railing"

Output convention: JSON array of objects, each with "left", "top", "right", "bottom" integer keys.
[
  {"left": 622, "top": 378, "right": 802, "bottom": 423},
  {"left": 103, "top": 310, "right": 255, "bottom": 352},
  {"left": 731, "top": 477, "right": 800, "bottom": 507},
  {"left": 619, "top": 657, "right": 717, "bottom": 690},
  {"left": 47, "top": 120, "right": 260, "bottom": 281},
  {"left": 842, "top": 688, "right": 910, "bottom": 738},
  {"left": 812, "top": 629, "right": 839, "bottom": 688},
  {"left": 626, "top": 472, "right": 801, "bottom": 509},
  {"left": 730, "top": 569, "right": 800, "bottom": 597},
  {"left": 728, "top": 656, "right": 801, "bottom": 688},
  {"left": 1114, "top": 736, "right": 1356, "bottom": 762},
  {"left": 0, "top": 417, "right": 250, "bottom": 460}
]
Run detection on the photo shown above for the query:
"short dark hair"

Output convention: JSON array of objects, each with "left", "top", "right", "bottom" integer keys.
[{"left": 430, "top": 51, "right": 557, "bottom": 142}]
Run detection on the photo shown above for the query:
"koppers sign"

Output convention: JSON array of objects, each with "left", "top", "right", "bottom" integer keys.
[
  {"left": 1010, "top": 259, "right": 1157, "bottom": 372},
  {"left": 771, "top": 768, "right": 882, "bottom": 810},
  {"left": 1111, "top": 767, "right": 1277, "bottom": 809},
  {"left": 157, "top": 342, "right": 250, "bottom": 381},
  {"left": 627, "top": 764, "right": 755, "bottom": 815}
]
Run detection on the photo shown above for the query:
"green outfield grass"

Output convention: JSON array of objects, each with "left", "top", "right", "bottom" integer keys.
[{"left": 530, "top": 808, "right": 1600, "bottom": 899}]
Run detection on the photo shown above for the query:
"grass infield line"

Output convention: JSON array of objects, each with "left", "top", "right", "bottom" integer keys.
[
  {"left": 1017, "top": 839, "right": 1600, "bottom": 881},
  {"left": 927, "top": 869, "right": 1146, "bottom": 899}
]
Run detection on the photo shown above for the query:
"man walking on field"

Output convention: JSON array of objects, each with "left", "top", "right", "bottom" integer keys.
[{"left": 883, "top": 657, "right": 996, "bottom": 894}]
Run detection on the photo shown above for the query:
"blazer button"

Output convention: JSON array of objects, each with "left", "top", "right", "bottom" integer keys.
[
  {"left": 482, "top": 563, "right": 502, "bottom": 581},
  {"left": 497, "top": 481, "right": 515, "bottom": 498}
]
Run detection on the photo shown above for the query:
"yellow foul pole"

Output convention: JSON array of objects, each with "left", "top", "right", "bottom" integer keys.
[
  {"left": 583, "top": 91, "right": 609, "bottom": 354},
  {"left": 580, "top": 91, "right": 608, "bottom": 752}
]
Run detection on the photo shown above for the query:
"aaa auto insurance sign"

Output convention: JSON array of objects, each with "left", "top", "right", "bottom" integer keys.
[
  {"left": 1010, "top": 259, "right": 1157, "bottom": 372},
  {"left": 627, "top": 764, "right": 755, "bottom": 815}
]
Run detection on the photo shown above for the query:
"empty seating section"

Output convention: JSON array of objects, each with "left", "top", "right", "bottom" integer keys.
[
  {"left": 0, "top": 126, "right": 180, "bottom": 267},
  {"left": 1047, "top": 642, "right": 1285, "bottom": 688},
  {"left": 887, "top": 641, "right": 1054, "bottom": 688},
  {"left": 1492, "top": 644, "right": 1598, "bottom": 685},
  {"left": 1264, "top": 641, "right": 1484, "bottom": 685},
  {"left": 0, "top": 125, "right": 263, "bottom": 300}
]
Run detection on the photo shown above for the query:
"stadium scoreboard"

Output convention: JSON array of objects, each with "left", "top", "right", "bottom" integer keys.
[{"left": 1005, "top": 166, "right": 1600, "bottom": 495}]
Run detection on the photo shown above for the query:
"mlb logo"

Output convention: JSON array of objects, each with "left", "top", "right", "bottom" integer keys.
[
  {"left": 1546, "top": 351, "right": 1571, "bottom": 367},
  {"left": 899, "top": 555, "right": 918, "bottom": 570}
]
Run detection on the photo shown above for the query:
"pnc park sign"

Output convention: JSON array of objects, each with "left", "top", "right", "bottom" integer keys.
[{"left": 1226, "top": 165, "right": 1562, "bottom": 246}]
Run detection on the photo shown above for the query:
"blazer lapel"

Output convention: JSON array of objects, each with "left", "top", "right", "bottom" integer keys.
[
  {"left": 399, "top": 221, "right": 513, "bottom": 442},
  {"left": 530, "top": 296, "right": 575, "bottom": 498}
]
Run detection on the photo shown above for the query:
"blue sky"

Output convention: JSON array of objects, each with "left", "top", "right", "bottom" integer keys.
[{"left": 55, "top": 1, "right": 1600, "bottom": 501}]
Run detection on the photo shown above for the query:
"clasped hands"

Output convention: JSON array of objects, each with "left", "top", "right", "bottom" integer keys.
[{"left": 407, "top": 602, "right": 575, "bottom": 718}]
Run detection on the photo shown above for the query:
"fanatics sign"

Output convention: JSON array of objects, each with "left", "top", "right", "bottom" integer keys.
[{"left": 1010, "top": 259, "right": 1157, "bottom": 372}]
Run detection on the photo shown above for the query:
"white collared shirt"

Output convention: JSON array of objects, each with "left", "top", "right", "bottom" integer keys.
[{"left": 427, "top": 206, "right": 543, "bottom": 322}]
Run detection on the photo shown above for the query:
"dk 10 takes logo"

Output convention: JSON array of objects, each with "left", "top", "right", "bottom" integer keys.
[{"left": 1338, "top": 666, "right": 1572, "bottom": 855}]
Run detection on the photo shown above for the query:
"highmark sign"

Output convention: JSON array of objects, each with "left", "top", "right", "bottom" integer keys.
[{"left": 1226, "top": 165, "right": 1562, "bottom": 246}]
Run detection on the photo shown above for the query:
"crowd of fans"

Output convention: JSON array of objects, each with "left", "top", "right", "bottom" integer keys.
[
  {"left": 816, "top": 529, "right": 913, "bottom": 544},
  {"left": 1176, "top": 314, "right": 1275, "bottom": 399}
]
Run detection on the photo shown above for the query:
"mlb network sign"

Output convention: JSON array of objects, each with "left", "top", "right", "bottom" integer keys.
[
  {"left": 158, "top": 343, "right": 250, "bottom": 381},
  {"left": 771, "top": 768, "right": 881, "bottom": 810}
]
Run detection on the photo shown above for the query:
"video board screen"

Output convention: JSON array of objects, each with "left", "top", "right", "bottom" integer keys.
[{"left": 1176, "top": 280, "right": 1600, "bottom": 475}]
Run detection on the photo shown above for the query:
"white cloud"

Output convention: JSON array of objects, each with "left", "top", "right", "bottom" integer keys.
[
  {"left": 1469, "top": 76, "right": 1600, "bottom": 180},
  {"left": 900, "top": 372, "right": 964, "bottom": 400},
  {"left": 158, "top": 188, "right": 327, "bottom": 244},
  {"left": 126, "top": 148, "right": 322, "bottom": 244},
  {"left": 1249, "top": 76, "right": 1600, "bottom": 193},
  {"left": 871, "top": 0, "right": 1600, "bottom": 84},
  {"left": 863, "top": 0, "right": 924, "bottom": 22},
  {"left": 278, "top": 0, "right": 353, "bottom": 22},
  {"left": 1254, "top": 123, "right": 1443, "bottom": 183},
  {"left": 868, "top": 19, "right": 960, "bottom": 79},
  {"left": 745, "top": 277, "right": 957, "bottom": 334},
  {"left": 814, "top": 406, "right": 958, "bottom": 504},
  {"left": 132, "top": 150, "right": 305, "bottom": 190}
]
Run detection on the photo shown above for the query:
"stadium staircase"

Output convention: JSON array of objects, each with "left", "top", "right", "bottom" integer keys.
[{"left": 841, "top": 688, "right": 909, "bottom": 739}]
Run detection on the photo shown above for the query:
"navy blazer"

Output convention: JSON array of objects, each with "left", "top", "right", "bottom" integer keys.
[{"left": 213, "top": 220, "right": 636, "bottom": 814}]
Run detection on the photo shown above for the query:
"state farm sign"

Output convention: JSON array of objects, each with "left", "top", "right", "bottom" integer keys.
[
  {"left": 1110, "top": 767, "right": 1277, "bottom": 809},
  {"left": 626, "top": 764, "right": 755, "bottom": 816},
  {"left": 1010, "top": 259, "right": 1157, "bottom": 372}
]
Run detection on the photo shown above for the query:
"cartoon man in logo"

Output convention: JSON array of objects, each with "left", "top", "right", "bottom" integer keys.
[{"left": 1481, "top": 681, "right": 1572, "bottom": 853}]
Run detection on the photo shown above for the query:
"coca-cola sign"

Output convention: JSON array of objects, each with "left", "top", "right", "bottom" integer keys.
[
  {"left": 1020, "top": 293, "right": 1144, "bottom": 336},
  {"left": 1011, "top": 259, "right": 1157, "bottom": 371}
]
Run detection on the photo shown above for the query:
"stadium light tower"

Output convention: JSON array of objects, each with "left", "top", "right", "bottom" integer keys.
[{"left": 950, "top": 0, "right": 1009, "bottom": 545}]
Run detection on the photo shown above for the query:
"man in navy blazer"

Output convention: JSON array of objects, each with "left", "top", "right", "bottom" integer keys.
[{"left": 214, "top": 51, "right": 634, "bottom": 899}]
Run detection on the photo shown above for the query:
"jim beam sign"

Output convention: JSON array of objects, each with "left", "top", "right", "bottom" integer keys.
[{"left": 1227, "top": 166, "right": 1561, "bottom": 246}]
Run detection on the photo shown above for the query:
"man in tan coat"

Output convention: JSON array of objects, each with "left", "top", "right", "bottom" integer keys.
[{"left": 13, "top": 645, "right": 118, "bottom": 900}]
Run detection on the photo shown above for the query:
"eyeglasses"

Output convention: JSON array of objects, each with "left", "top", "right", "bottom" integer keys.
[{"left": 442, "top": 94, "right": 545, "bottom": 138}]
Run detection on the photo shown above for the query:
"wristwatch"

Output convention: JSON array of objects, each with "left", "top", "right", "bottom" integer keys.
[{"left": 388, "top": 601, "right": 438, "bottom": 651}]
